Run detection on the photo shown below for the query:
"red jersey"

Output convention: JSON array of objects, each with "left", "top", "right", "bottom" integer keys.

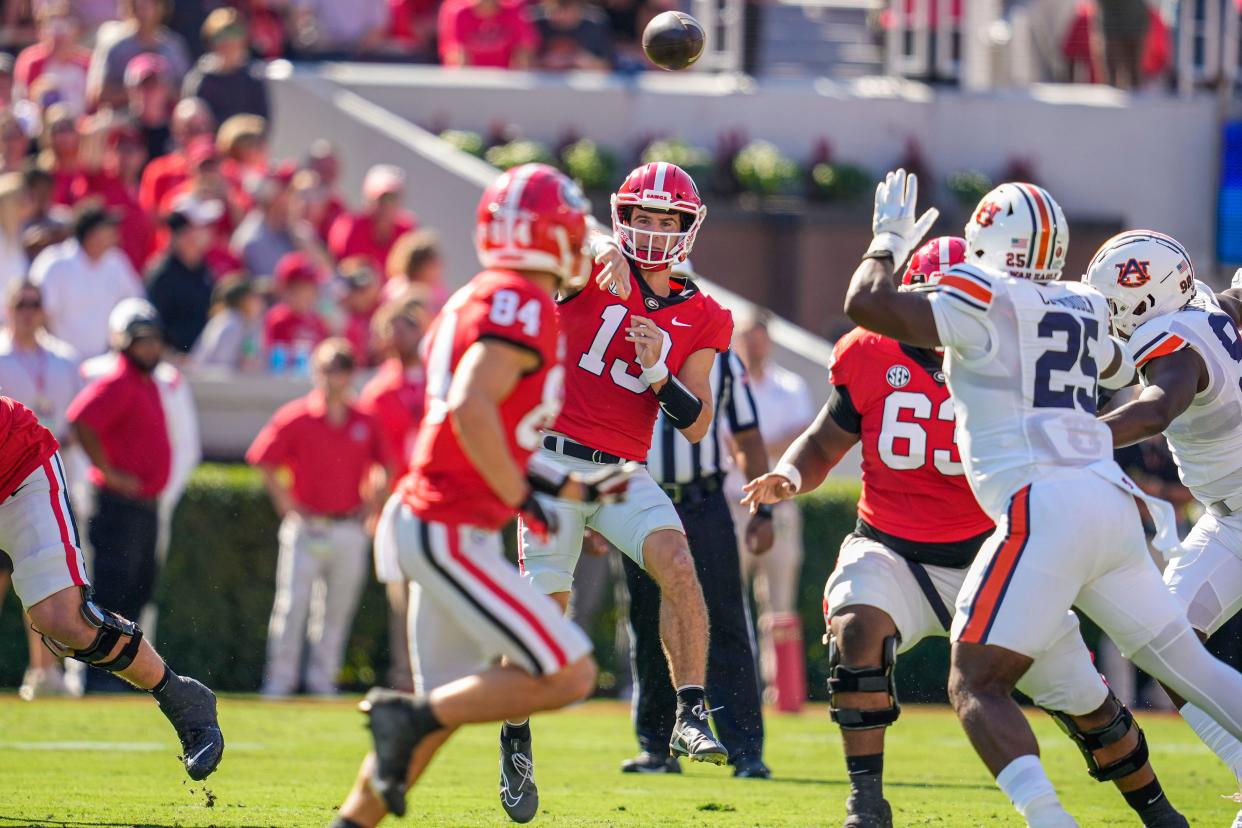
[
  {"left": 359, "top": 358, "right": 426, "bottom": 468},
  {"left": 553, "top": 269, "right": 732, "bottom": 462},
  {"left": 264, "top": 304, "right": 329, "bottom": 350},
  {"left": 828, "top": 328, "right": 993, "bottom": 562},
  {"left": 327, "top": 211, "right": 417, "bottom": 273},
  {"left": 399, "top": 269, "right": 561, "bottom": 529},
  {"left": 0, "top": 396, "right": 59, "bottom": 498}
]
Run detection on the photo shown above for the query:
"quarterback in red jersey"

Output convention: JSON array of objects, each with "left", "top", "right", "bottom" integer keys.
[
  {"left": 0, "top": 396, "right": 224, "bottom": 780},
  {"left": 509, "top": 162, "right": 733, "bottom": 811},
  {"left": 334, "top": 164, "right": 634, "bottom": 828},
  {"left": 744, "top": 237, "right": 1187, "bottom": 828}
]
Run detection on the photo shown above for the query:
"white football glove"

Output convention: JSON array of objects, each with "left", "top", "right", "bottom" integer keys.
[
  {"left": 866, "top": 168, "right": 940, "bottom": 269},
  {"left": 1232, "top": 267, "right": 1242, "bottom": 290}
]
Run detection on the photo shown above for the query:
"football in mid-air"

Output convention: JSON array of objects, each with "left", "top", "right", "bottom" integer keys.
[{"left": 642, "top": 11, "right": 706, "bottom": 71}]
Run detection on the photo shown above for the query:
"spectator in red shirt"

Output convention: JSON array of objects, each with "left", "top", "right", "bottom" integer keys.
[
  {"left": 71, "top": 116, "right": 156, "bottom": 273},
  {"left": 305, "top": 140, "right": 347, "bottom": 242},
  {"left": 139, "top": 97, "right": 215, "bottom": 218},
  {"left": 383, "top": 227, "right": 449, "bottom": 309},
  {"left": 337, "top": 256, "right": 383, "bottom": 368},
  {"left": 14, "top": 1, "right": 91, "bottom": 117},
  {"left": 356, "top": 287, "right": 429, "bottom": 692},
  {"left": 156, "top": 138, "right": 239, "bottom": 267},
  {"left": 327, "top": 164, "right": 416, "bottom": 272},
  {"left": 265, "top": 251, "right": 329, "bottom": 354},
  {"left": 390, "top": 0, "right": 441, "bottom": 61},
  {"left": 438, "top": 0, "right": 538, "bottom": 67},
  {"left": 124, "top": 53, "right": 177, "bottom": 164},
  {"left": 66, "top": 299, "right": 171, "bottom": 693},
  {"left": 247, "top": 338, "right": 393, "bottom": 696},
  {"left": 39, "top": 104, "right": 80, "bottom": 207}
]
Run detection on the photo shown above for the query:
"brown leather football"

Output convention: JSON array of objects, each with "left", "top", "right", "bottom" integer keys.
[{"left": 642, "top": 11, "right": 706, "bottom": 71}]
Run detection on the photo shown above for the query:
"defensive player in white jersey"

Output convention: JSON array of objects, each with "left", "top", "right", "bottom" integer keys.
[
  {"left": 843, "top": 170, "right": 1242, "bottom": 828},
  {"left": 1087, "top": 230, "right": 1242, "bottom": 824}
]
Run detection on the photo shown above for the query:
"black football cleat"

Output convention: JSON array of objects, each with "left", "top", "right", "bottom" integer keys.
[
  {"left": 620, "top": 751, "right": 682, "bottom": 774},
  {"left": 669, "top": 703, "right": 728, "bottom": 766},
  {"left": 154, "top": 675, "right": 225, "bottom": 781},
  {"left": 844, "top": 792, "right": 893, "bottom": 828},
  {"left": 361, "top": 689, "right": 439, "bottom": 817},
  {"left": 731, "top": 755, "right": 772, "bottom": 779},
  {"left": 499, "top": 728, "right": 539, "bottom": 823}
]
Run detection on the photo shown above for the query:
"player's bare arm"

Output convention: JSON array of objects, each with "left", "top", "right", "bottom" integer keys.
[
  {"left": 1218, "top": 288, "right": 1242, "bottom": 326},
  {"left": 742, "top": 403, "right": 859, "bottom": 509},
  {"left": 1100, "top": 348, "right": 1206, "bottom": 447},
  {"left": 71, "top": 419, "right": 142, "bottom": 498},
  {"left": 578, "top": 220, "right": 630, "bottom": 300},
  {"left": 843, "top": 169, "right": 942, "bottom": 347}
]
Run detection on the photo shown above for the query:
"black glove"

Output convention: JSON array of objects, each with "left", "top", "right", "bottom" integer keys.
[
  {"left": 518, "top": 493, "right": 558, "bottom": 543},
  {"left": 580, "top": 462, "right": 640, "bottom": 504}
]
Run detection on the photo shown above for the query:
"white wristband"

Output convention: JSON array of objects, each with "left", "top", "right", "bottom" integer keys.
[
  {"left": 641, "top": 359, "right": 669, "bottom": 386},
  {"left": 772, "top": 461, "right": 802, "bottom": 494}
]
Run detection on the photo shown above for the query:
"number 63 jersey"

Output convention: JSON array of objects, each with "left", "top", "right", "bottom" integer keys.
[
  {"left": 927, "top": 263, "right": 1116, "bottom": 520},
  {"left": 1125, "top": 282, "right": 1242, "bottom": 507}
]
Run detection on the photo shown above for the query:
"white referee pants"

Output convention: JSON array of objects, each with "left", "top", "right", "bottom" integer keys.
[{"left": 263, "top": 513, "right": 369, "bottom": 696}]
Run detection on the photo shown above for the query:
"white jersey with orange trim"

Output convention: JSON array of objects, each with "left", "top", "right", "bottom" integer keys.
[
  {"left": 1125, "top": 281, "right": 1242, "bottom": 506},
  {"left": 927, "top": 262, "right": 1117, "bottom": 519}
]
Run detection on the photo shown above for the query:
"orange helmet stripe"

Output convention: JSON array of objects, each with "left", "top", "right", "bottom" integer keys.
[{"left": 1021, "top": 184, "right": 1053, "bottom": 271}]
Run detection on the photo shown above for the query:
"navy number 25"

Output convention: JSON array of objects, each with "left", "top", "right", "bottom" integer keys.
[{"left": 1033, "top": 311, "right": 1098, "bottom": 414}]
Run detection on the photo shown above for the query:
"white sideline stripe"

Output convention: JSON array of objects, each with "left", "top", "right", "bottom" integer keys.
[{"left": 0, "top": 740, "right": 266, "bottom": 752}]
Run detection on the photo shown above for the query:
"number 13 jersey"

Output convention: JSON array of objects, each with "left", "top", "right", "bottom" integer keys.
[
  {"left": 552, "top": 265, "right": 733, "bottom": 462},
  {"left": 1125, "top": 282, "right": 1242, "bottom": 506},
  {"left": 928, "top": 262, "right": 1116, "bottom": 520}
]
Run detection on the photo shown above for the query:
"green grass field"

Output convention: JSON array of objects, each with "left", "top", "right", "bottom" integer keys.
[{"left": 0, "top": 695, "right": 1236, "bottom": 827}]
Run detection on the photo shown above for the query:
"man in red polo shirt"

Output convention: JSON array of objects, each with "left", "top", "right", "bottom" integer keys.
[
  {"left": 358, "top": 288, "right": 430, "bottom": 691},
  {"left": 327, "top": 164, "right": 416, "bottom": 272},
  {"left": 248, "top": 338, "right": 394, "bottom": 697},
  {"left": 67, "top": 299, "right": 172, "bottom": 694}
]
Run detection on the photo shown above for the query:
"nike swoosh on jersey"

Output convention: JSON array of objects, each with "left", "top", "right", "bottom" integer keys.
[{"left": 671, "top": 318, "right": 691, "bottom": 327}]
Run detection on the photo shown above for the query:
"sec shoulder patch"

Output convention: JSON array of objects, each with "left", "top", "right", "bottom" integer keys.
[{"left": 886, "top": 365, "right": 911, "bottom": 389}]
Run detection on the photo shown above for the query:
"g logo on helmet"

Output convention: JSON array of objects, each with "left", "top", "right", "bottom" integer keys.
[
  {"left": 886, "top": 365, "right": 910, "bottom": 389},
  {"left": 1114, "top": 258, "right": 1151, "bottom": 287},
  {"left": 974, "top": 202, "right": 1002, "bottom": 228}
]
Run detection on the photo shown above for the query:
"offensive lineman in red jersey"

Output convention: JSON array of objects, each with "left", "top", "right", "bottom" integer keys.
[
  {"left": 744, "top": 238, "right": 1188, "bottom": 828},
  {"left": 0, "top": 396, "right": 224, "bottom": 779},
  {"left": 330, "top": 164, "right": 635, "bottom": 828},
  {"left": 504, "top": 162, "right": 733, "bottom": 820}
]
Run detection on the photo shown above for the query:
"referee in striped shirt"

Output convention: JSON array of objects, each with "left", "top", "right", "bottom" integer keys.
[{"left": 621, "top": 348, "right": 775, "bottom": 778}]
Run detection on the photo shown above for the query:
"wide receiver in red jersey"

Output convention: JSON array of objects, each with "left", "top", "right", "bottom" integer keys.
[
  {"left": 505, "top": 161, "right": 733, "bottom": 818},
  {"left": 331, "top": 164, "right": 634, "bottom": 828},
  {"left": 743, "top": 237, "right": 1188, "bottom": 828},
  {"left": 0, "top": 395, "right": 224, "bottom": 779}
]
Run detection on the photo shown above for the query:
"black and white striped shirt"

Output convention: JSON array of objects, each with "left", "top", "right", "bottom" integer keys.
[{"left": 647, "top": 349, "right": 759, "bottom": 484}]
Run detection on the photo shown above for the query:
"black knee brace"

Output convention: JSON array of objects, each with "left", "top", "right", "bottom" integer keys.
[
  {"left": 41, "top": 597, "right": 144, "bottom": 673},
  {"left": 827, "top": 633, "right": 901, "bottom": 730},
  {"left": 1046, "top": 694, "right": 1149, "bottom": 782}
]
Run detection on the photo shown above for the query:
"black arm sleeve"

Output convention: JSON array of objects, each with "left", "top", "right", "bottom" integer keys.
[{"left": 827, "top": 385, "right": 862, "bottom": 434}]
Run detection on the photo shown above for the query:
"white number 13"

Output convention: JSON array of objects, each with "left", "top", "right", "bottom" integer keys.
[{"left": 577, "top": 304, "right": 672, "bottom": 394}]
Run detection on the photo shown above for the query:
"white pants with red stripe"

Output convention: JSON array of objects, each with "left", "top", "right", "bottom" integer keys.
[
  {"left": 951, "top": 468, "right": 1185, "bottom": 660},
  {"left": 374, "top": 495, "right": 592, "bottom": 692},
  {"left": 4, "top": 452, "right": 88, "bottom": 607}
]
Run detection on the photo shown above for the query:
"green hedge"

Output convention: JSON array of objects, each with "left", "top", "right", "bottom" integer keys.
[{"left": 0, "top": 466, "right": 950, "bottom": 701}]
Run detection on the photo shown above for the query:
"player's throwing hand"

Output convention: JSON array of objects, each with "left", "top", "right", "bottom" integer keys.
[
  {"left": 593, "top": 237, "right": 631, "bottom": 299},
  {"left": 741, "top": 473, "right": 798, "bottom": 511},
  {"left": 626, "top": 316, "right": 666, "bottom": 368}
]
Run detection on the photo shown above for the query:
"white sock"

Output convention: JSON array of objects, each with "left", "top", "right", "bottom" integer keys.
[
  {"left": 1182, "top": 703, "right": 1242, "bottom": 785},
  {"left": 996, "top": 755, "right": 1076, "bottom": 827}
]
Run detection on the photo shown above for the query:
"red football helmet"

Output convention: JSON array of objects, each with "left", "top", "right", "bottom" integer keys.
[
  {"left": 902, "top": 236, "right": 967, "bottom": 288},
  {"left": 611, "top": 162, "right": 706, "bottom": 270},
  {"left": 476, "top": 163, "right": 592, "bottom": 282}
]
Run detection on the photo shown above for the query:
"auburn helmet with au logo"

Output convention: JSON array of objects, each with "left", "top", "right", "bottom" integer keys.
[
  {"left": 611, "top": 162, "right": 707, "bottom": 270},
  {"left": 1083, "top": 230, "right": 1196, "bottom": 338},
  {"left": 964, "top": 182, "right": 1068, "bottom": 281},
  {"left": 476, "top": 162, "right": 592, "bottom": 283}
]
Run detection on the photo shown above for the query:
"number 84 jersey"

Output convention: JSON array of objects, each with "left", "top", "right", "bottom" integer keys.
[
  {"left": 1125, "top": 282, "right": 1242, "bottom": 506},
  {"left": 927, "top": 263, "right": 1116, "bottom": 520},
  {"left": 828, "top": 328, "right": 994, "bottom": 545}
]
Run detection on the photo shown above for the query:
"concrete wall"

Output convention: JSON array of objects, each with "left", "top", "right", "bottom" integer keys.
[{"left": 320, "top": 65, "right": 1222, "bottom": 276}]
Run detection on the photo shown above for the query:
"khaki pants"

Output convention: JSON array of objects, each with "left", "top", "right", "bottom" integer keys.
[{"left": 263, "top": 513, "right": 369, "bottom": 696}]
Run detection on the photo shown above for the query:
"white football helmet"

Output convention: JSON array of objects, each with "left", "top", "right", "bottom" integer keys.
[
  {"left": 964, "top": 183, "right": 1068, "bottom": 281},
  {"left": 1083, "top": 230, "right": 1196, "bottom": 339}
]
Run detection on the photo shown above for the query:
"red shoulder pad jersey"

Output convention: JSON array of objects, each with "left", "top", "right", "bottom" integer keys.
[
  {"left": 553, "top": 267, "right": 733, "bottom": 461},
  {"left": 828, "top": 327, "right": 993, "bottom": 543},
  {"left": 0, "top": 396, "right": 59, "bottom": 498},
  {"left": 399, "top": 269, "right": 562, "bottom": 530}
]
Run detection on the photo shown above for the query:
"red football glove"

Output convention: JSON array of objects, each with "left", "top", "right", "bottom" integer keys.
[{"left": 519, "top": 493, "right": 558, "bottom": 544}]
